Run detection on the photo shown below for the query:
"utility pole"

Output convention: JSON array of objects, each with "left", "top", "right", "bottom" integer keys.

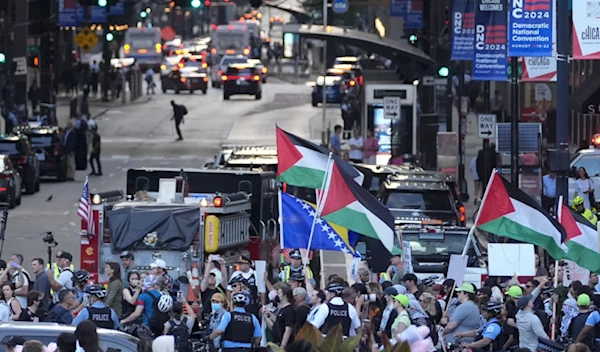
[
  {"left": 40, "top": 0, "right": 56, "bottom": 105},
  {"left": 555, "top": 0, "right": 569, "bottom": 200},
  {"left": 13, "top": 0, "right": 28, "bottom": 107},
  {"left": 510, "top": 56, "right": 519, "bottom": 185},
  {"left": 321, "top": 0, "right": 328, "bottom": 146}
]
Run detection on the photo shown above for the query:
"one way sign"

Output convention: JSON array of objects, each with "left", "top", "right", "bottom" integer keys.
[
  {"left": 477, "top": 114, "right": 497, "bottom": 139},
  {"left": 384, "top": 97, "right": 401, "bottom": 120}
]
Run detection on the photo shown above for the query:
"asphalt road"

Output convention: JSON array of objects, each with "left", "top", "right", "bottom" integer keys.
[{"left": 3, "top": 77, "right": 344, "bottom": 266}]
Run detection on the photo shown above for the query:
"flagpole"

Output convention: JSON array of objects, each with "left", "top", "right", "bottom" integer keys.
[
  {"left": 551, "top": 195, "right": 563, "bottom": 340},
  {"left": 461, "top": 169, "right": 498, "bottom": 256},
  {"left": 304, "top": 153, "right": 333, "bottom": 265},
  {"left": 278, "top": 189, "right": 284, "bottom": 250}
]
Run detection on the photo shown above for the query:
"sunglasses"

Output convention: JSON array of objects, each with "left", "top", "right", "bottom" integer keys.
[{"left": 210, "top": 300, "right": 223, "bottom": 303}]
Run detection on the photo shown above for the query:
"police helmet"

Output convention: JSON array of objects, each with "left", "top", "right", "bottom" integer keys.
[
  {"left": 232, "top": 292, "right": 247, "bottom": 305},
  {"left": 326, "top": 282, "right": 345, "bottom": 294},
  {"left": 574, "top": 196, "right": 585, "bottom": 206},
  {"left": 483, "top": 301, "right": 503, "bottom": 313},
  {"left": 289, "top": 272, "right": 305, "bottom": 282},
  {"left": 84, "top": 284, "right": 107, "bottom": 298},
  {"left": 72, "top": 270, "right": 90, "bottom": 283}
]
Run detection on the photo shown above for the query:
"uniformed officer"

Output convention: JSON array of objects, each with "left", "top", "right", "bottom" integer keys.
[
  {"left": 573, "top": 196, "right": 598, "bottom": 226},
  {"left": 210, "top": 292, "right": 262, "bottom": 351},
  {"left": 575, "top": 293, "right": 600, "bottom": 347},
  {"left": 288, "top": 272, "right": 306, "bottom": 290},
  {"left": 228, "top": 256, "right": 259, "bottom": 316},
  {"left": 308, "top": 282, "right": 361, "bottom": 337},
  {"left": 456, "top": 301, "right": 503, "bottom": 351},
  {"left": 71, "top": 284, "right": 120, "bottom": 330},
  {"left": 279, "top": 249, "right": 315, "bottom": 285}
]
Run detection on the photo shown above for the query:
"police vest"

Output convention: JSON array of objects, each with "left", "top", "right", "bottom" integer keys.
[
  {"left": 570, "top": 312, "right": 594, "bottom": 350},
  {"left": 321, "top": 303, "right": 351, "bottom": 336},
  {"left": 48, "top": 264, "right": 75, "bottom": 294},
  {"left": 86, "top": 306, "right": 114, "bottom": 330},
  {"left": 475, "top": 319, "right": 502, "bottom": 351},
  {"left": 223, "top": 311, "right": 254, "bottom": 343},
  {"left": 283, "top": 265, "right": 313, "bottom": 282}
]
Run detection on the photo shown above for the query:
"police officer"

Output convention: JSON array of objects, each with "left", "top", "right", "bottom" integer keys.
[
  {"left": 575, "top": 293, "right": 600, "bottom": 348},
  {"left": 71, "top": 284, "right": 120, "bottom": 330},
  {"left": 228, "top": 256, "right": 259, "bottom": 317},
  {"left": 456, "top": 302, "right": 504, "bottom": 350},
  {"left": 573, "top": 196, "right": 598, "bottom": 226},
  {"left": 279, "top": 249, "right": 315, "bottom": 285},
  {"left": 288, "top": 272, "right": 305, "bottom": 290},
  {"left": 71, "top": 270, "right": 90, "bottom": 313},
  {"left": 571, "top": 293, "right": 596, "bottom": 350},
  {"left": 210, "top": 292, "right": 262, "bottom": 351},
  {"left": 309, "top": 282, "right": 361, "bottom": 337}
]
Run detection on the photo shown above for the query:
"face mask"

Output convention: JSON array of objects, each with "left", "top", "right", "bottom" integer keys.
[
  {"left": 272, "top": 296, "right": 280, "bottom": 306},
  {"left": 268, "top": 290, "right": 278, "bottom": 301},
  {"left": 211, "top": 303, "right": 221, "bottom": 312}
]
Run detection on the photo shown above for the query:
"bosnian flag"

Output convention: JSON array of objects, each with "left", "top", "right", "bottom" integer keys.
[
  {"left": 476, "top": 170, "right": 567, "bottom": 260},
  {"left": 559, "top": 203, "right": 600, "bottom": 273},
  {"left": 276, "top": 126, "right": 363, "bottom": 189}
]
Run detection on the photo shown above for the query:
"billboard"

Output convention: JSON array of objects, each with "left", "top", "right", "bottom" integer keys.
[
  {"left": 573, "top": 0, "right": 600, "bottom": 59},
  {"left": 472, "top": 0, "right": 508, "bottom": 81},
  {"left": 521, "top": 0, "right": 556, "bottom": 81},
  {"left": 508, "top": 0, "right": 553, "bottom": 57},
  {"left": 451, "top": 0, "right": 476, "bottom": 60}
]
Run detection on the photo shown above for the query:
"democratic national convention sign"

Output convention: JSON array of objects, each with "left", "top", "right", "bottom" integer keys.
[
  {"left": 508, "top": 0, "right": 553, "bottom": 57},
  {"left": 473, "top": 0, "right": 508, "bottom": 81},
  {"left": 573, "top": 0, "right": 600, "bottom": 59},
  {"left": 522, "top": 1, "right": 556, "bottom": 81},
  {"left": 451, "top": 0, "right": 476, "bottom": 60}
]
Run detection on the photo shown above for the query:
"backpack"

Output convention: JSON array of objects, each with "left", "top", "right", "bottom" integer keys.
[
  {"left": 167, "top": 318, "right": 191, "bottom": 352},
  {"left": 181, "top": 105, "right": 188, "bottom": 115},
  {"left": 147, "top": 292, "right": 171, "bottom": 337},
  {"left": 45, "top": 306, "right": 69, "bottom": 323}
]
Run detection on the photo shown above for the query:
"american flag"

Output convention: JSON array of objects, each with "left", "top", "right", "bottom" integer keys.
[{"left": 78, "top": 177, "right": 95, "bottom": 237}]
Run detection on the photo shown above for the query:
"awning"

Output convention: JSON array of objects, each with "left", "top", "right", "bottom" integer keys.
[{"left": 569, "top": 70, "right": 600, "bottom": 114}]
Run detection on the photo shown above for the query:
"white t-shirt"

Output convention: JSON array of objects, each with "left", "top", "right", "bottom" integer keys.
[
  {"left": 53, "top": 269, "right": 74, "bottom": 303},
  {"left": 576, "top": 178, "right": 594, "bottom": 209},
  {"left": 348, "top": 136, "right": 364, "bottom": 160},
  {"left": 0, "top": 302, "right": 10, "bottom": 322},
  {"left": 11, "top": 271, "right": 30, "bottom": 308}
]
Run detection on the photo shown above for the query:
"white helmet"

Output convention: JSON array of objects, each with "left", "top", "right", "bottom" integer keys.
[{"left": 157, "top": 292, "right": 173, "bottom": 313}]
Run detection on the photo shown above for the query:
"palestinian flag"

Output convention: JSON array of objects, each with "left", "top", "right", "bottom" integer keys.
[
  {"left": 320, "top": 160, "right": 395, "bottom": 253},
  {"left": 276, "top": 127, "right": 364, "bottom": 189},
  {"left": 476, "top": 170, "right": 567, "bottom": 260},
  {"left": 559, "top": 203, "right": 600, "bottom": 273}
]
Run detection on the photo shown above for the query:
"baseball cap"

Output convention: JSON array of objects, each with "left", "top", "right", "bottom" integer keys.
[
  {"left": 6, "top": 336, "right": 25, "bottom": 347},
  {"left": 150, "top": 259, "right": 167, "bottom": 269},
  {"left": 237, "top": 255, "right": 252, "bottom": 265},
  {"left": 517, "top": 294, "right": 532, "bottom": 309},
  {"left": 383, "top": 287, "right": 398, "bottom": 296},
  {"left": 483, "top": 301, "right": 503, "bottom": 312},
  {"left": 506, "top": 285, "right": 523, "bottom": 298},
  {"left": 57, "top": 252, "right": 73, "bottom": 261},
  {"left": 455, "top": 283, "right": 475, "bottom": 294},
  {"left": 289, "top": 272, "right": 305, "bottom": 282},
  {"left": 120, "top": 251, "right": 134, "bottom": 259},
  {"left": 402, "top": 273, "right": 418, "bottom": 282},
  {"left": 293, "top": 287, "right": 307, "bottom": 297},
  {"left": 578, "top": 293, "right": 591, "bottom": 307},
  {"left": 289, "top": 249, "right": 302, "bottom": 259},
  {"left": 392, "top": 294, "right": 409, "bottom": 308}
]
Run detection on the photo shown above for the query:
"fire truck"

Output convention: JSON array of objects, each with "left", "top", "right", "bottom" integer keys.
[{"left": 80, "top": 170, "right": 278, "bottom": 283}]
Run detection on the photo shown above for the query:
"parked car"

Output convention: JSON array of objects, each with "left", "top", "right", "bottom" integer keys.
[
  {"left": 0, "top": 134, "right": 40, "bottom": 194},
  {"left": 0, "top": 154, "right": 22, "bottom": 208},
  {"left": 0, "top": 322, "right": 138, "bottom": 352},
  {"left": 14, "top": 125, "right": 67, "bottom": 182}
]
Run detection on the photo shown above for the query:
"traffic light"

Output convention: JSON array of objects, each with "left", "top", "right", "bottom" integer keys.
[
  {"left": 438, "top": 66, "right": 449, "bottom": 77},
  {"left": 205, "top": 0, "right": 211, "bottom": 6},
  {"left": 140, "top": 11, "right": 148, "bottom": 18},
  {"left": 408, "top": 34, "right": 418, "bottom": 45},
  {"left": 249, "top": 0, "right": 262, "bottom": 8},
  {"left": 191, "top": 0, "right": 201, "bottom": 7},
  {"left": 0, "top": 53, "right": 5, "bottom": 64},
  {"left": 29, "top": 55, "right": 39, "bottom": 67},
  {"left": 98, "top": 0, "right": 107, "bottom": 6},
  {"left": 105, "top": 33, "right": 114, "bottom": 41}
]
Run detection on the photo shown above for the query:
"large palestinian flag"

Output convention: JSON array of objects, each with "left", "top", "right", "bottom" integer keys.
[
  {"left": 276, "top": 127, "right": 364, "bottom": 189},
  {"left": 320, "top": 160, "right": 395, "bottom": 253},
  {"left": 559, "top": 203, "right": 600, "bottom": 273},
  {"left": 476, "top": 170, "right": 567, "bottom": 260}
]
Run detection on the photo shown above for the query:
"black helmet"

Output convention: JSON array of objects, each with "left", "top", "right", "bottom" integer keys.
[
  {"left": 84, "top": 284, "right": 107, "bottom": 298},
  {"left": 72, "top": 270, "right": 90, "bottom": 283}
]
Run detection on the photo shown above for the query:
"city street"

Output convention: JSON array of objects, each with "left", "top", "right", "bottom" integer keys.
[{"left": 2, "top": 77, "right": 343, "bottom": 264}]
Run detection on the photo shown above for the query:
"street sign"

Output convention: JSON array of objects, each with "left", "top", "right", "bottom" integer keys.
[
  {"left": 13, "top": 57, "right": 26, "bottom": 76},
  {"left": 332, "top": 0, "right": 349, "bottom": 14},
  {"left": 74, "top": 28, "right": 99, "bottom": 53},
  {"left": 384, "top": 96, "right": 401, "bottom": 119},
  {"left": 422, "top": 76, "right": 435, "bottom": 86},
  {"left": 478, "top": 114, "right": 497, "bottom": 139}
]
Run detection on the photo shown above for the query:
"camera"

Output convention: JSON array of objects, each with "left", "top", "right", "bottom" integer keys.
[
  {"left": 363, "top": 294, "right": 377, "bottom": 302},
  {"left": 42, "top": 232, "right": 57, "bottom": 246}
]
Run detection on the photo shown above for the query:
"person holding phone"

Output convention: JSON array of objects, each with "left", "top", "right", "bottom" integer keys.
[{"left": 200, "top": 255, "right": 228, "bottom": 319}]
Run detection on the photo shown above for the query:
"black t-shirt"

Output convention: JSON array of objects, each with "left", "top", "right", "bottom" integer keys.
[
  {"left": 17, "top": 308, "right": 38, "bottom": 322},
  {"left": 295, "top": 304, "right": 310, "bottom": 332},
  {"left": 499, "top": 321, "right": 516, "bottom": 349},
  {"left": 200, "top": 286, "right": 225, "bottom": 318},
  {"left": 272, "top": 305, "right": 296, "bottom": 344}
]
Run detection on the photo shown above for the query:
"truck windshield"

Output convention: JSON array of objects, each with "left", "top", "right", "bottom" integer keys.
[
  {"left": 385, "top": 190, "right": 454, "bottom": 211},
  {"left": 403, "top": 233, "right": 469, "bottom": 256}
]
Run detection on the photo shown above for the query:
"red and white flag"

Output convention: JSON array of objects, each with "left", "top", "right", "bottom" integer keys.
[{"left": 78, "top": 177, "right": 95, "bottom": 237}]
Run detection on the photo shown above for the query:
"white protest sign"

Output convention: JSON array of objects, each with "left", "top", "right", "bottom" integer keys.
[
  {"left": 447, "top": 254, "right": 469, "bottom": 286},
  {"left": 563, "top": 260, "right": 590, "bottom": 286},
  {"left": 255, "top": 260, "right": 267, "bottom": 293},
  {"left": 402, "top": 240, "right": 413, "bottom": 274},
  {"left": 488, "top": 243, "right": 536, "bottom": 276}
]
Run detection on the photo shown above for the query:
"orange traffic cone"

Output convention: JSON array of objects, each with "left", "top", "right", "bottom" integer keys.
[
  {"left": 191, "top": 262, "right": 200, "bottom": 289},
  {"left": 187, "top": 282, "right": 199, "bottom": 303}
]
